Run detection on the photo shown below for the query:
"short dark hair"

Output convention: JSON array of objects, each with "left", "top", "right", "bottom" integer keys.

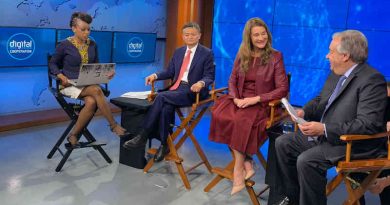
[
  {"left": 387, "top": 81, "right": 390, "bottom": 88},
  {"left": 69, "top": 12, "right": 92, "bottom": 28},
  {"left": 182, "top": 22, "right": 201, "bottom": 33}
]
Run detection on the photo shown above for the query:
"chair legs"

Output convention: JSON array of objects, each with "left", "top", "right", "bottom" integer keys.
[
  {"left": 344, "top": 177, "right": 361, "bottom": 205},
  {"left": 343, "top": 170, "right": 381, "bottom": 205},
  {"left": 204, "top": 150, "right": 261, "bottom": 205},
  {"left": 47, "top": 119, "right": 76, "bottom": 159},
  {"left": 204, "top": 160, "right": 235, "bottom": 192},
  {"left": 326, "top": 172, "right": 344, "bottom": 196},
  {"left": 246, "top": 181, "right": 261, "bottom": 205},
  {"left": 47, "top": 99, "right": 111, "bottom": 172},
  {"left": 143, "top": 107, "right": 212, "bottom": 190},
  {"left": 83, "top": 128, "right": 112, "bottom": 164},
  {"left": 189, "top": 133, "right": 213, "bottom": 173},
  {"left": 143, "top": 135, "right": 191, "bottom": 189},
  {"left": 168, "top": 135, "right": 192, "bottom": 190},
  {"left": 326, "top": 170, "right": 382, "bottom": 205},
  {"left": 56, "top": 149, "right": 74, "bottom": 172},
  {"left": 49, "top": 127, "right": 112, "bottom": 172}
]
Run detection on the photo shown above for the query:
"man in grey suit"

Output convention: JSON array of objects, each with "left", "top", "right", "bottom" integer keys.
[{"left": 274, "top": 30, "right": 388, "bottom": 205}]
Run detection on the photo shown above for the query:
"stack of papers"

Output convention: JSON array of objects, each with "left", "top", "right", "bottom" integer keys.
[{"left": 120, "top": 91, "right": 151, "bottom": 99}]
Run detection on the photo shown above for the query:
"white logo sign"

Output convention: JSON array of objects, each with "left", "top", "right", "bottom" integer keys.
[
  {"left": 127, "top": 37, "right": 144, "bottom": 57},
  {"left": 7, "top": 33, "right": 35, "bottom": 60}
]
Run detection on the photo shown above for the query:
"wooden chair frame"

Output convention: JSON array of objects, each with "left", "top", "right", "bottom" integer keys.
[
  {"left": 143, "top": 82, "right": 214, "bottom": 190},
  {"left": 326, "top": 131, "right": 390, "bottom": 205}
]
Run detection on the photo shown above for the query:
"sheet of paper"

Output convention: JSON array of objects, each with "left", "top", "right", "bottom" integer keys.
[
  {"left": 281, "top": 98, "right": 307, "bottom": 125},
  {"left": 120, "top": 91, "right": 151, "bottom": 99}
]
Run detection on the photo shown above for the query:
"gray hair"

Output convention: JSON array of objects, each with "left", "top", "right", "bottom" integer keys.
[
  {"left": 332, "top": 30, "right": 368, "bottom": 64},
  {"left": 182, "top": 22, "right": 201, "bottom": 33}
]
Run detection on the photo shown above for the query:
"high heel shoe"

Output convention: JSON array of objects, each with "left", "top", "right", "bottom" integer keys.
[
  {"left": 244, "top": 160, "right": 255, "bottom": 180},
  {"left": 231, "top": 169, "right": 246, "bottom": 195},
  {"left": 66, "top": 135, "right": 80, "bottom": 148},
  {"left": 245, "top": 169, "right": 255, "bottom": 180},
  {"left": 231, "top": 183, "right": 246, "bottom": 195},
  {"left": 110, "top": 122, "right": 128, "bottom": 137}
]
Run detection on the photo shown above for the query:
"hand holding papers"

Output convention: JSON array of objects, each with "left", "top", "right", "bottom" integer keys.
[
  {"left": 281, "top": 98, "right": 307, "bottom": 125},
  {"left": 121, "top": 91, "right": 151, "bottom": 99}
]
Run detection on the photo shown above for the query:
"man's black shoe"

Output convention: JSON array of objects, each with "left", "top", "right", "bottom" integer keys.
[
  {"left": 154, "top": 144, "right": 169, "bottom": 162},
  {"left": 274, "top": 196, "right": 292, "bottom": 205},
  {"left": 122, "top": 129, "right": 148, "bottom": 149}
]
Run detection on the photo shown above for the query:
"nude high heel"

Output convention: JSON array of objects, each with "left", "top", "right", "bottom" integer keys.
[
  {"left": 231, "top": 169, "right": 246, "bottom": 195},
  {"left": 244, "top": 160, "right": 255, "bottom": 180}
]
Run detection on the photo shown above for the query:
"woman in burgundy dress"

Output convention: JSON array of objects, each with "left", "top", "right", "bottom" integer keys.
[{"left": 209, "top": 17, "right": 289, "bottom": 195}]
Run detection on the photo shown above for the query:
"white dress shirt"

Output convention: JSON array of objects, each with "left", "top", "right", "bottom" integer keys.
[{"left": 180, "top": 44, "right": 198, "bottom": 83}]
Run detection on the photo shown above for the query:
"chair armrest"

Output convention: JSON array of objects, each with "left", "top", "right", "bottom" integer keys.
[
  {"left": 268, "top": 99, "right": 282, "bottom": 107},
  {"left": 340, "top": 131, "right": 390, "bottom": 162},
  {"left": 193, "top": 94, "right": 215, "bottom": 108},
  {"left": 266, "top": 99, "right": 289, "bottom": 128},
  {"left": 209, "top": 87, "right": 228, "bottom": 95},
  {"left": 48, "top": 73, "right": 59, "bottom": 84},
  {"left": 49, "top": 73, "right": 58, "bottom": 80},
  {"left": 147, "top": 81, "right": 157, "bottom": 102},
  {"left": 209, "top": 87, "right": 228, "bottom": 102},
  {"left": 48, "top": 73, "right": 62, "bottom": 93},
  {"left": 340, "top": 131, "right": 390, "bottom": 141}
]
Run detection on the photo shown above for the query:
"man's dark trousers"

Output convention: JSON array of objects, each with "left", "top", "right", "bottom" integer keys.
[
  {"left": 275, "top": 132, "right": 334, "bottom": 205},
  {"left": 143, "top": 83, "right": 196, "bottom": 144}
]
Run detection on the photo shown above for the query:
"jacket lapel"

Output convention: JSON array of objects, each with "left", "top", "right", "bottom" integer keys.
[
  {"left": 188, "top": 46, "right": 200, "bottom": 74},
  {"left": 323, "top": 64, "right": 362, "bottom": 113}
]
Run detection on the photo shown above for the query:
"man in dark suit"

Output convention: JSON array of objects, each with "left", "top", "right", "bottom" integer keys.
[
  {"left": 123, "top": 22, "right": 215, "bottom": 162},
  {"left": 274, "top": 30, "right": 388, "bottom": 205}
]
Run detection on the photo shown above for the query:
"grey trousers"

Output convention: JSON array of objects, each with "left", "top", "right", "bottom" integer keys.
[{"left": 275, "top": 132, "right": 334, "bottom": 205}]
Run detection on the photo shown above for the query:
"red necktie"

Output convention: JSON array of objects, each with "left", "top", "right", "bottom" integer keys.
[{"left": 170, "top": 50, "right": 192, "bottom": 90}]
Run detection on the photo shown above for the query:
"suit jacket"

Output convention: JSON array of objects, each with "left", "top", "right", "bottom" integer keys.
[
  {"left": 156, "top": 44, "right": 215, "bottom": 98},
  {"left": 303, "top": 63, "right": 387, "bottom": 162},
  {"left": 49, "top": 39, "right": 98, "bottom": 79},
  {"left": 228, "top": 50, "right": 289, "bottom": 103}
]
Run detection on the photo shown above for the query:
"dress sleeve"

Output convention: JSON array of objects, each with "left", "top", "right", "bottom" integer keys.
[
  {"left": 258, "top": 52, "right": 289, "bottom": 102},
  {"left": 49, "top": 42, "right": 66, "bottom": 75},
  {"left": 228, "top": 56, "right": 240, "bottom": 98}
]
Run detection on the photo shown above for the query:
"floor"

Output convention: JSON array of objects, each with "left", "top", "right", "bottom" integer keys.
[{"left": 0, "top": 114, "right": 381, "bottom": 205}]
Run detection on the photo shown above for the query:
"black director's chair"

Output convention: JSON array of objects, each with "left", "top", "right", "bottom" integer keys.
[{"left": 46, "top": 55, "right": 111, "bottom": 172}]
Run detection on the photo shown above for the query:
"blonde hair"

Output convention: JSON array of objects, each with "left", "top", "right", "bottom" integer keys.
[{"left": 238, "top": 17, "right": 273, "bottom": 72}]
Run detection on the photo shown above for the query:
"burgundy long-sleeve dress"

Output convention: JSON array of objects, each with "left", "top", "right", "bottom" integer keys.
[{"left": 209, "top": 51, "right": 289, "bottom": 155}]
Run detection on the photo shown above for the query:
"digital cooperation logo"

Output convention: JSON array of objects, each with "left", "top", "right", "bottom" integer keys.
[
  {"left": 7, "top": 33, "right": 35, "bottom": 60},
  {"left": 127, "top": 37, "right": 144, "bottom": 57}
]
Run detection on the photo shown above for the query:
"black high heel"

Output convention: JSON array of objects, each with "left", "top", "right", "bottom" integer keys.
[
  {"left": 110, "top": 123, "right": 130, "bottom": 137},
  {"left": 66, "top": 135, "right": 80, "bottom": 148}
]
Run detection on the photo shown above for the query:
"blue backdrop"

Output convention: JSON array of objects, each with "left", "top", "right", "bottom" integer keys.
[{"left": 213, "top": 0, "right": 390, "bottom": 106}]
